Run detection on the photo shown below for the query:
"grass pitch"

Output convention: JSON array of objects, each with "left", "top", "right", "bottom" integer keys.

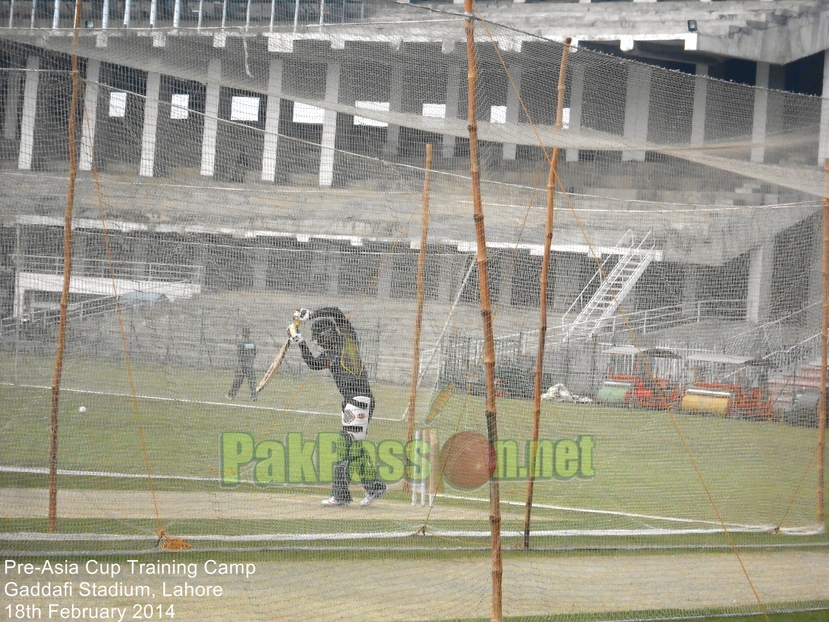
[{"left": 1, "top": 352, "right": 826, "bottom": 538}]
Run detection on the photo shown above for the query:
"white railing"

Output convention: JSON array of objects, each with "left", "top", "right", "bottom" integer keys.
[
  {"left": 600, "top": 299, "right": 747, "bottom": 337},
  {"left": 562, "top": 229, "right": 656, "bottom": 341},
  {"left": 15, "top": 254, "right": 202, "bottom": 283},
  {"left": 442, "top": 298, "right": 759, "bottom": 371},
  {"left": 560, "top": 228, "right": 636, "bottom": 329},
  {"left": 0, "top": 0, "right": 370, "bottom": 31}
]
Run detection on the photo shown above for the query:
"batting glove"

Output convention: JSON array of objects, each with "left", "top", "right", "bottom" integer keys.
[
  {"left": 293, "top": 308, "right": 312, "bottom": 322},
  {"left": 287, "top": 322, "right": 305, "bottom": 344}
]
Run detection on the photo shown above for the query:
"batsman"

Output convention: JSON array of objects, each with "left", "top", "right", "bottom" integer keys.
[{"left": 288, "top": 307, "right": 387, "bottom": 507}]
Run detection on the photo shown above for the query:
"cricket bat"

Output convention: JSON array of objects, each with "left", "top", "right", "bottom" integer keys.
[{"left": 256, "top": 338, "right": 291, "bottom": 393}]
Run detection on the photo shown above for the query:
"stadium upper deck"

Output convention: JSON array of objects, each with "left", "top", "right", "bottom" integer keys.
[{"left": 0, "top": 0, "right": 827, "bottom": 329}]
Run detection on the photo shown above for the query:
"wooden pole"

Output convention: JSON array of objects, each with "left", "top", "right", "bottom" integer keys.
[
  {"left": 463, "top": 4, "right": 502, "bottom": 620},
  {"left": 818, "top": 158, "right": 828, "bottom": 527},
  {"left": 48, "top": 0, "right": 83, "bottom": 533},
  {"left": 523, "top": 38, "right": 571, "bottom": 550},
  {"left": 405, "top": 144, "right": 433, "bottom": 492}
]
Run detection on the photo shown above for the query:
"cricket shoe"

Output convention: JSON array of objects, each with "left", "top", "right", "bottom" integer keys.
[
  {"left": 359, "top": 487, "right": 387, "bottom": 506},
  {"left": 321, "top": 496, "right": 351, "bottom": 507}
]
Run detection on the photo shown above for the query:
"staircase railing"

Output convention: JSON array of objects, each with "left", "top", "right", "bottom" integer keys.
[
  {"left": 562, "top": 230, "right": 655, "bottom": 341},
  {"left": 560, "top": 229, "right": 634, "bottom": 328}
]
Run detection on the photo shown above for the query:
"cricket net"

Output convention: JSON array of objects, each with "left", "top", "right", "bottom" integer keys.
[{"left": 0, "top": 0, "right": 828, "bottom": 619}]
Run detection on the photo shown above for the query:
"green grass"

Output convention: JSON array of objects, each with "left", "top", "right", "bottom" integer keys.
[
  {"left": 2, "top": 352, "right": 828, "bottom": 545},
  {"left": 685, "top": 615, "right": 828, "bottom": 622}
]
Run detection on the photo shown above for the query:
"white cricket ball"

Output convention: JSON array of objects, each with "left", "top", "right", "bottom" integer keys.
[{"left": 78, "top": 406, "right": 87, "bottom": 413}]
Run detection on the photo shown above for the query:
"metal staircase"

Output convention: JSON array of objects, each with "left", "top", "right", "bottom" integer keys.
[{"left": 563, "top": 231, "right": 657, "bottom": 342}]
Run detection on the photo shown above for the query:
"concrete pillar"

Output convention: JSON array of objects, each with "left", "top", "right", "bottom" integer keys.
[
  {"left": 17, "top": 55, "right": 40, "bottom": 171},
  {"left": 443, "top": 66, "right": 460, "bottom": 159},
  {"left": 193, "top": 240, "right": 207, "bottom": 287},
  {"left": 319, "top": 61, "right": 340, "bottom": 187},
  {"left": 770, "top": 66, "right": 785, "bottom": 163},
  {"left": 497, "top": 259, "right": 514, "bottom": 306},
  {"left": 252, "top": 247, "right": 268, "bottom": 290},
  {"left": 14, "top": 284, "right": 25, "bottom": 318},
  {"left": 503, "top": 65, "right": 522, "bottom": 161},
  {"left": 682, "top": 263, "right": 700, "bottom": 319},
  {"left": 130, "top": 237, "right": 149, "bottom": 279},
  {"left": 818, "top": 50, "right": 829, "bottom": 164},
  {"left": 746, "top": 241, "right": 774, "bottom": 324},
  {"left": 751, "top": 62, "right": 770, "bottom": 164},
  {"left": 436, "top": 253, "right": 452, "bottom": 302},
  {"left": 327, "top": 250, "right": 340, "bottom": 295},
  {"left": 139, "top": 71, "right": 161, "bottom": 177},
  {"left": 553, "top": 254, "right": 583, "bottom": 312},
  {"left": 79, "top": 59, "right": 101, "bottom": 171},
  {"left": 622, "top": 64, "right": 651, "bottom": 162},
  {"left": 565, "top": 63, "right": 584, "bottom": 163},
  {"left": 437, "top": 253, "right": 467, "bottom": 303},
  {"left": 261, "top": 58, "right": 283, "bottom": 182},
  {"left": 690, "top": 63, "right": 708, "bottom": 146},
  {"left": 200, "top": 58, "right": 221, "bottom": 177},
  {"left": 384, "top": 60, "right": 403, "bottom": 158},
  {"left": 808, "top": 217, "right": 823, "bottom": 332},
  {"left": 73, "top": 230, "right": 89, "bottom": 271},
  {"left": 376, "top": 258, "right": 393, "bottom": 300},
  {"left": 3, "top": 69, "right": 22, "bottom": 140},
  {"left": 751, "top": 63, "right": 786, "bottom": 162}
]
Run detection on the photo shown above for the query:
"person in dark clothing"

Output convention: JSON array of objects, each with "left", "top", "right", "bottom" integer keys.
[
  {"left": 226, "top": 327, "right": 257, "bottom": 401},
  {"left": 288, "top": 307, "right": 387, "bottom": 507}
]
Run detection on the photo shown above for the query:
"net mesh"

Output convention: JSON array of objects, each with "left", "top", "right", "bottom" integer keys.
[{"left": 1, "top": 1, "right": 828, "bottom": 620}]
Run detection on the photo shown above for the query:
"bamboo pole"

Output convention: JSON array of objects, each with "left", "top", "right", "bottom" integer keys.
[
  {"left": 523, "top": 38, "right": 571, "bottom": 550},
  {"left": 463, "top": 4, "right": 502, "bottom": 620},
  {"left": 48, "top": 0, "right": 83, "bottom": 533},
  {"left": 818, "top": 158, "right": 828, "bottom": 527},
  {"left": 405, "top": 144, "right": 433, "bottom": 492}
]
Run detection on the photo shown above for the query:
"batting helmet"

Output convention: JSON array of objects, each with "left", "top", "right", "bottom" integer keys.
[{"left": 311, "top": 318, "right": 340, "bottom": 350}]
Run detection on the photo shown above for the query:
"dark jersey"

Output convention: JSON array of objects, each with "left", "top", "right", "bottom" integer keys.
[
  {"left": 298, "top": 307, "right": 373, "bottom": 409},
  {"left": 237, "top": 339, "right": 256, "bottom": 367}
]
